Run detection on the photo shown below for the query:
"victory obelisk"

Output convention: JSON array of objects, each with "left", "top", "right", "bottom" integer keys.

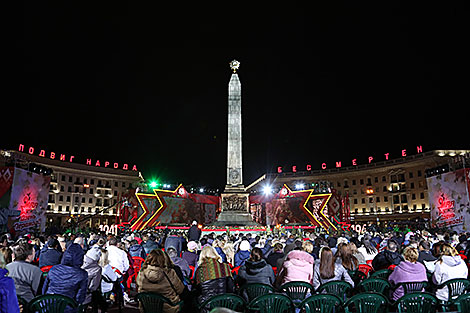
[{"left": 215, "top": 60, "right": 258, "bottom": 226}]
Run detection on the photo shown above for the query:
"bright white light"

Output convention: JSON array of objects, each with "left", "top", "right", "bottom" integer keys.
[
  {"left": 199, "top": 188, "right": 204, "bottom": 193},
  {"left": 263, "top": 185, "right": 273, "bottom": 195},
  {"left": 295, "top": 183, "right": 305, "bottom": 190}
]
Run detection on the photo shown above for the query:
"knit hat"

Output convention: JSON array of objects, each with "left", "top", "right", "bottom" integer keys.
[
  {"left": 86, "top": 247, "right": 102, "bottom": 262},
  {"left": 239, "top": 240, "right": 251, "bottom": 251},
  {"left": 187, "top": 241, "right": 198, "bottom": 251}
]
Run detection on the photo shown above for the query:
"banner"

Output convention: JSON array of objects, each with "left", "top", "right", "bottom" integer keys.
[
  {"left": 427, "top": 168, "right": 470, "bottom": 231},
  {"left": 9, "top": 168, "right": 51, "bottom": 234}
]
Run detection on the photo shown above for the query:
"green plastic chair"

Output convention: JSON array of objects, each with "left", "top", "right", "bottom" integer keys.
[
  {"left": 370, "top": 269, "right": 392, "bottom": 280},
  {"left": 317, "top": 281, "right": 353, "bottom": 302},
  {"left": 454, "top": 293, "right": 470, "bottom": 313},
  {"left": 343, "top": 292, "right": 388, "bottom": 313},
  {"left": 299, "top": 294, "right": 342, "bottom": 313},
  {"left": 247, "top": 294, "right": 294, "bottom": 313},
  {"left": 279, "top": 281, "right": 315, "bottom": 306},
  {"left": 136, "top": 292, "right": 183, "bottom": 313},
  {"left": 199, "top": 293, "right": 245, "bottom": 312},
  {"left": 437, "top": 278, "right": 470, "bottom": 303},
  {"left": 395, "top": 292, "right": 438, "bottom": 313},
  {"left": 349, "top": 269, "right": 367, "bottom": 286},
  {"left": 394, "top": 281, "right": 428, "bottom": 294},
  {"left": 28, "top": 294, "right": 77, "bottom": 313},
  {"left": 358, "top": 278, "right": 391, "bottom": 295},
  {"left": 238, "top": 283, "right": 274, "bottom": 303}
]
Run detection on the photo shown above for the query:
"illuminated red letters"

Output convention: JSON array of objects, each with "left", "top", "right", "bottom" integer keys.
[
  {"left": 417, "top": 145, "right": 423, "bottom": 153},
  {"left": 368, "top": 156, "right": 373, "bottom": 163},
  {"left": 352, "top": 159, "right": 357, "bottom": 166},
  {"left": 321, "top": 163, "right": 327, "bottom": 170},
  {"left": 95, "top": 160, "right": 101, "bottom": 167},
  {"left": 292, "top": 165, "right": 297, "bottom": 173},
  {"left": 306, "top": 164, "right": 312, "bottom": 171},
  {"left": 277, "top": 167, "right": 283, "bottom": 173},
  {"left": 104, "top": 161, "right": 110, "bottom": 168},
  {"left": 402, "top": 149, "right": 407, "bottom": 157},
  {"left": 114, "top": 163, "right": 118, "bottom": 169},
  {"left": 384, "top": 153, "right": 389, "bottom": 160},
  {"left": 86, "top": 159, "right": 92, "bottom": 165},
  {"left": 336, "top": 161, "right": 341, "bottom": 168}
]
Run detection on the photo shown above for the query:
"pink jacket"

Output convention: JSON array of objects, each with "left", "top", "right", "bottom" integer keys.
[{"left": 281, "top": 250, "right": 315, "bottom": 285}]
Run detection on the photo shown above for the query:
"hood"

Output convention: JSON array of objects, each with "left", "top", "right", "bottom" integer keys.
[
  {"left": 129, "top": 245, "right": 142, "bottom": 253},
  {"left": 0, "top": 268, "right": 8, "bottom": 278},
  {"left": 82, "top": 255, "right": 99, "bottom": 269},
  {"left": 245, "top": 259, "right": 268, "bottom": 275},
  {"left": 286, "top": 250, "right": 314, "bottom": 264},
  {"left": 237, "top": 250, "right": 251, "bottom": 258},
  {"left": 397, "top": 260, "right": 424, "bottom": 273},
  {"left": 384, "top": 250, "right": 402, "bottom": 264},
  {"left": 61, "top": 243, "right": 84, "bottom": 268},
  {"left": 143, "top": 265, "right": 165, "bottom": 283},
  {"left": 442, "top": 255, "right": 463, "bottom": 267}
]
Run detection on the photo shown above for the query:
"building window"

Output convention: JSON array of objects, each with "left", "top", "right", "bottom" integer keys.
[
  {"left": 66, "top": 196, "right": 71, "bottom": 202},
  {"left": 354, "top": 199, "right": 358, "bottom": 204},
  {"left": 376, "top": 196, "right": 380, "bottom": 203},
  {"left": 67, "top": 186, "right": 72, "bottom": 192},
  {"left": 417, "top": 170, "right": 422, "bottom": 177},
  {"left": 69, "top": 176, "right": 73, "bottom": 182},
  {"left": 384, "top": 196, "right": 388, "bottom": 202},
  {"left": 89, "top": 198, "right": 93, "bottom": 204},
  {"left": 382, "top": 176, "right": 386, "bottom": 182},
  {"left": 420, "top": 192, "right": 425, "bottom": 199},
  {"left": 410, "top": 182, "right": 415, "bottom": 189},
  {"left": 91, "top": 179, "right": 95, "bottom": 185},
  {"left": 352, "top": 180, "right": 356, "bottom": 185},
  {"left": 360, "top": 179, "right": 364, "bottom": 185},
  {"left": 60, "top": 185, "right": 64, "bottom": 192},
  {"left": 412, "top": 193, "right": 416, "bottom": 200},
  {"left": 369, "top": 198, "right": 374, "bottom": 203},
  {"left": 59, "top": 195, "right": 64, "bottom": 201},
  {"left": 409, "top": 172, "right": 414, "bottom": 178}
]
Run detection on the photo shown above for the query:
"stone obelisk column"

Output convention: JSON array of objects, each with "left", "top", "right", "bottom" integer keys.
[
  {"left": 226, "top": 61, "right": 243, "bottom": 189},
  {"left": 215, "top": 60, "right": 258, "bottom": 226}
]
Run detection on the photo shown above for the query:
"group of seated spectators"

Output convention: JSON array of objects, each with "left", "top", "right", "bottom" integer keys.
[{"left": 1, "top": 222, "right": 470, "bottom": 313}]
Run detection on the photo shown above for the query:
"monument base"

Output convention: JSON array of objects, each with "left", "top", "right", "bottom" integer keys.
[{"left": 213, "top": 191, "right": 260, "bottom": 226}]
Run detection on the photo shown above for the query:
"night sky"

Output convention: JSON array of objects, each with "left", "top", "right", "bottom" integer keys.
[{"left": 4, "top": 3, "right": 468, "bottom": 188}]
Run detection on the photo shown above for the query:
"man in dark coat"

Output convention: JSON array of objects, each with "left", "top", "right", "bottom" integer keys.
[
  {"left": 372, "top": 239, "right": 403, "bottom": 270},
  {"left": 141, "top": 234, "right": 159, "bottom": 254},
  {"left": 188, "top": 221, "right": 201, "bottom": 242},
  {"left": 39, "top": 238, "right": 62, "bottom": 268},
  {"left": 43, "top": 243, "right": 88, "bottom": 313}
]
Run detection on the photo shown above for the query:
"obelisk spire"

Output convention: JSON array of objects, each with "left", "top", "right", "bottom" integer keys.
[{"left": 226, "top": 60, "right": 243, "bottom": 188}]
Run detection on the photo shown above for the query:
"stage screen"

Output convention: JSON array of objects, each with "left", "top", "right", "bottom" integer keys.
[{"left": 427, "top": 168, "right": 470, "bottom": 231}]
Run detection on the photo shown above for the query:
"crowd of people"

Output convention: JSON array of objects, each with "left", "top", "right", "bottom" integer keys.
[{"left": 0, "top": 220, "right": 469, "bottom": 313}]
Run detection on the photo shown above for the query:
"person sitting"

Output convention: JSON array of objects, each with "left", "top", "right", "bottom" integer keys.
[
  {"left": 349, "top": 242, "right": 366, "bottom": 265},
  {"left": 313, "top": 247, "right": 354, "bottom": 290},
  {"left": 6, "top": 243, "right": 43, "bottom": 303},
  {"left": 277, "top": 248, "right": 315, "bottom": 287},
  {"left": 433, "top": 243, "right": 468, "bottom": 302},
  {"left": 388, "top": 246, "right": 427, "bottom": 301},
  {"left": 182, "top": 241, "right": 199, "bottom": 267},
  {"left": 194, "top": 246, "right": 233, "bottom": 307},
  {"left": 335, "top": 243, "right": 359, "bottom": 271},
  {"left": 166, "top": 247, "right": 191, "bottom": 278},
  {"left": 141, "top": 234, "right": 159, "bottom": 255},
  {"left": 234, "top": 240, "right": 251, "bottom": 267},
  {"left": 81, "top": 246, "right": 102, "bottom": 309},
  {"left": 42, "top": 243, "right": 88, "bottom": 313},
  {"left": 372, "top": 239, "right": 403, "bottom": 270},
  {"left": 357, "top": 236, "right": 378, "bottom": 263},
  {"left": 39, "top": 238, "right": 63, "bottom": 268},
  {"left": 1, "top": 251, "right": 21, "bottom": 313},
  {"left": 136, "top": 249, "right": 184, "bottom": 313},
  {"left": 99, "top": 249, "right": 118, "bottom": 305},
  {"left": 237, "top": 247, "right": 275, "bottom": 286},
  {"left": 266, "top": 243, "right": 284, "bottom": 267},
  {"left": 107, "top": 237, "right": 130, "bottom": 277},
  {"left": 128, "top": 239, "right": 146, "bottom": 259},
  {"left": 417, "top": 240, "right": 437, "bottom": 272},
  {"left": 165, "top": 232, "right": 184, "bottom": 257},
  {"left": 212, "top": 239, "right": 227, "bottom": 263}
]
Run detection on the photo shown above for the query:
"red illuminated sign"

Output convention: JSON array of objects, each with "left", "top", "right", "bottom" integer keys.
[
  {"left": 277, "top": 145, "right": 423, "bottom": 173},
  {"left": 18, "top": 144, "right": 138, "bottom": 171}
]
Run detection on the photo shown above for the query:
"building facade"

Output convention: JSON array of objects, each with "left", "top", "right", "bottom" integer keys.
[
  {"left": 1, "top": 150, "right": 144, "bottom": 230},
  {"left": 248, "top": 150, "right": 469, "bottom": 224}
]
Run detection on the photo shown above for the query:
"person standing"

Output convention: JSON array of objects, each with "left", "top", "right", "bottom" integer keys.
[{"left": 188, "top": 221, "right": 202, "bottom": 242}]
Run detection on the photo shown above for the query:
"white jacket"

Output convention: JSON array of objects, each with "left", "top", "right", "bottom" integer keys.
[
  {"left": 107, "top": 245, "right": 130, "bottom": 276},
  {"left": 433, "top": 255, "right": 468, "bottom": 301}
]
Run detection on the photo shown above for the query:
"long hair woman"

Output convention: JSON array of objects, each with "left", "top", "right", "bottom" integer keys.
[
  {"left": 136, "top": 249, "right": 184, "bottom": 313},
  {"left": 433, "top": 243, "right": 468, "bottom": 301},
  {"left": 313, "top": 247, "right": 354, "bottom": 290},
  {"left": 335, "top": 243, "right": 359, "bottom": 271},
  {"left": 194, "top": 246, "right": 233, "bottom": 307}
]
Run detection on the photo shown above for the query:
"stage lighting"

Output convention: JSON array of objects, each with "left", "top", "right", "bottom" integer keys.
[
  {"left": 149, "top": 181, "right": 157, "bottom": 188},
  {"left": 199, "top": 188, "right": 204, "bottom": 193},
  {"left": 295, "top": 183, "right": 305, "bottom": 190},
  {"left": 263, "top": 185, "right": 273, "bottom": 195}
]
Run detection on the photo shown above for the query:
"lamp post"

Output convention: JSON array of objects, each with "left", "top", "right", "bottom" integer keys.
[{"left": 366, "top": 187, "right": 379, "bottom": 225}]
